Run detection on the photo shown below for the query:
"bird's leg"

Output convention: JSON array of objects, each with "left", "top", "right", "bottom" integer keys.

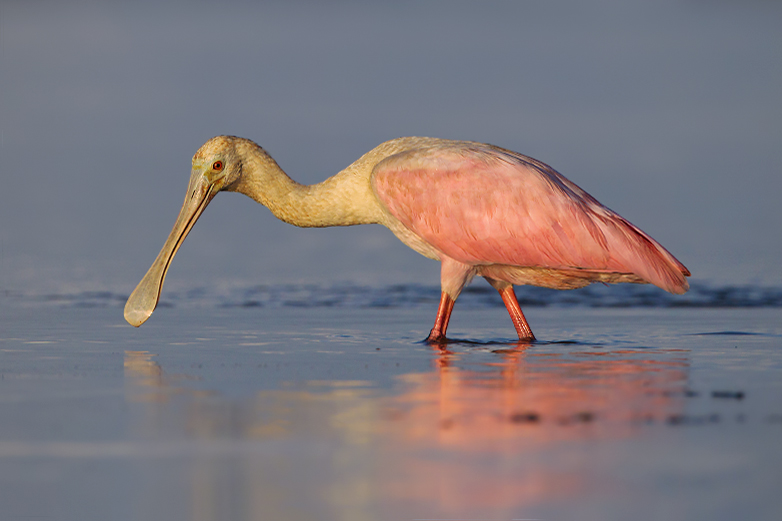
[
  {"left": 427, "top": 259, "right": 475, "bottom": 344},
  {"left": 499, "top": 286, "right": 535, "bottom": 341},
  {"left": 426, "top": 292, "right": 455, "bottom": 344},
  {"left": 486, "top": 278, "right": 535, "bottom": 341}
]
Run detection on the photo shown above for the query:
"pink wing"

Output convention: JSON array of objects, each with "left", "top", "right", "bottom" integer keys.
[{"left": 372, "top": 143, "right": 689, "bottom": 294}]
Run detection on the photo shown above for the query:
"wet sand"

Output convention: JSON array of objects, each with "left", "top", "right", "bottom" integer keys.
[{"left": 1, "top": 304, "right": 781, "bottom": 521}]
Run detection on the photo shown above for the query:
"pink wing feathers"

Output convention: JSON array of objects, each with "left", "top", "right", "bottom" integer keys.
[{"left": 371, "top": 143, "right": 689, "bottom": 294}]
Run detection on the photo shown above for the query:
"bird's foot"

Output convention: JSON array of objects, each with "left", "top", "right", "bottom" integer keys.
[
  {"left": 516, "top": 332, "right": 536, "bottom": 342},
  {"left": 424, "top": 328, "right": 449, "bottom": 347}
]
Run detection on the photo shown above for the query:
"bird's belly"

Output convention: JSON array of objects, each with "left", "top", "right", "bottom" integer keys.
[{"left": 478, "top": 264, "right": 646, "bottom": 290}]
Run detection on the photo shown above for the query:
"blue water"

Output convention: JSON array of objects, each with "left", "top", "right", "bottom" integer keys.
[
  {"left": 6, "top": 281, "right": 782, "bottom": 310},
  {"left": 1, "top": 294, "right": 781, "bottom": 521}
]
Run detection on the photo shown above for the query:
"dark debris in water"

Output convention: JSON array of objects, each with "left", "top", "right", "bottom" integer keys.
[
  {"left": 509, "top": 412, "right": 541, "bottom": 424},
  {"left": 4, "top": 281, "right": 782, "bottom": 309},
  {"left": 711, "top": 390, "right": 745, "bottom": 400},
  {"left": 668, "top": 388, "right": 746, "bottom": 401}
]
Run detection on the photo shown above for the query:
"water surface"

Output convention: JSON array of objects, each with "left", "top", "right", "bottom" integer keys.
[{"left": 1, "top": 299, "right": 780, "bottom": 521}]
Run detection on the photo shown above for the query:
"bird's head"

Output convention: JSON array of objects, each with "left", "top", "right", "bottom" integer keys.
[
  {"left": 123, "top": 135, "right": 249, "bottom": 327},
  {"left": 190, "top": 135, "right": 247, "bottom": 192}
]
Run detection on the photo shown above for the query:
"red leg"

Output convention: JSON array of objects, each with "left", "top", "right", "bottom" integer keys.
[
  {"left": 426, "top": 292, "right": 455, "bottom": 344},
  {"left": 498, "top": 285, "right": 535, "bottom": 341}
]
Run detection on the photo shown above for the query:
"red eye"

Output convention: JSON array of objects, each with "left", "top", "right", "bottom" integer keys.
[{"left": 212, "top": 161, "right": 224, "bottom": 171}]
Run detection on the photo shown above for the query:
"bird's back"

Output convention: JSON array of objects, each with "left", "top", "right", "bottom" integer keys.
[{"left": 371, "top": 140, "right": 689, "bottom": 294}]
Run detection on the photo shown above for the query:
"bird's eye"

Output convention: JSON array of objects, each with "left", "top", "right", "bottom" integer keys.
[{"left": 212, "top": 161, "right": 224, "bottom": 171}]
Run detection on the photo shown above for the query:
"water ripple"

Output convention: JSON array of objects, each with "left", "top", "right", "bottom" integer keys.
[{"left": 3, "top": 281, "right": 782, "bottom": 309}]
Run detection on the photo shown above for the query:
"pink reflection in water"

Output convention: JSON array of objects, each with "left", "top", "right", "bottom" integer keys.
[
  {"left": 374, "top": 345, "right": 689, "bottom": 515},
  {"left": 123, "top": 345, "right": 690, "bottom": 519}
]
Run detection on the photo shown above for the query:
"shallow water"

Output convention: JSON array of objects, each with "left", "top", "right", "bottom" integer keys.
[{"left": 1, "top": 299, "right": 781, "bottom": 521}]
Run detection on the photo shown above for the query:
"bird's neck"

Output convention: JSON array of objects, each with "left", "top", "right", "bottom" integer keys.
[{"left": 230, "top": 147, "right": 384, "bottom": 228}]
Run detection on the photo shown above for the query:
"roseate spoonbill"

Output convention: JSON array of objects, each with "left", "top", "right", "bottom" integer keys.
[{"left": 125, "top": 136, "right": 689, "bottom": 342}]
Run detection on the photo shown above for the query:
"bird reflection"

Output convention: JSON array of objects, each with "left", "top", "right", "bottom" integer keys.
[
  {"left": 123, "top": 350, "right": 165, "bottom": 402},
  {"left": 392, "top": 342, "right": 688, "bottom": 448},
  {"left": 123, "top": 345, "right": 689, "bottom": 519},
  {"left": 371, "top": 344, "right": 688, "bottom": 515}
]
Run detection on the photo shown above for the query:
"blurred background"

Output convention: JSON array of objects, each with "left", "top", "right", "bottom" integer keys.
[{"left": 1, "top": 0, "right": 780, "bottom": 296}]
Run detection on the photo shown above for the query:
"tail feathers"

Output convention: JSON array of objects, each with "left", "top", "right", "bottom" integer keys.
[{"left": 603, "top": 215, "right": 690, "bottom": 294}]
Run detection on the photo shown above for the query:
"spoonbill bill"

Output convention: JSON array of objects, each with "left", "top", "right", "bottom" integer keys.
[{"left": 124, "top": 136, "right": 689, "bottom": 342}]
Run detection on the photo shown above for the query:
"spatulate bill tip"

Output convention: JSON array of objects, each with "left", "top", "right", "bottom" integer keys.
[{"left": 124, "top": 306, "right": 153, "bottom": 327}]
